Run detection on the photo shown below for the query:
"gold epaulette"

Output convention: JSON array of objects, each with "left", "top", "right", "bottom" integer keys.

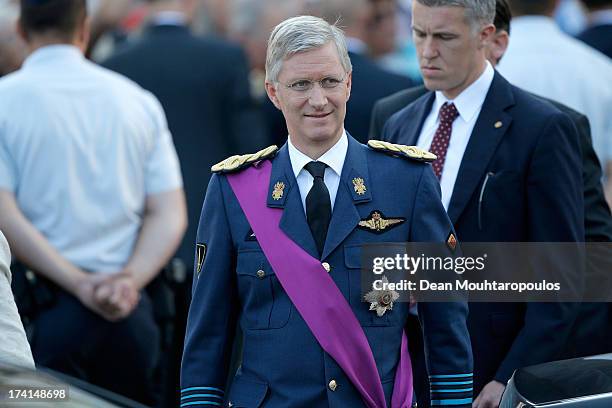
[
  {"left": 367, "top": 140, "right": 437, "bottom": 163},
  {"left": 211, "top": 145, "right": 279, "bottom": 173}
]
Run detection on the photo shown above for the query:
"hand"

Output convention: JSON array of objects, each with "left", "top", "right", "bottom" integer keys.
[
  {"left": 94, "top": 273, "right": 140, "bottom": 320},
  {"left": 73, "top": 273, "right": 125, "bottom": 321},
  {"left": 473, "top": 380, "right": 505, "bottom": 408}
]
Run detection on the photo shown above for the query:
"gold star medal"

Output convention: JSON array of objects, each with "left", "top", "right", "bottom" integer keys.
[
  {"left": 353, "top": 177, "right": 367, "bottom": 195},
  {"left": 272, "top": 181, "right": 285, "bottom": 200}
]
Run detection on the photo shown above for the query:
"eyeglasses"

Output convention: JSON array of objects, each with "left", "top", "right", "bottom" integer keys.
[{"left": 280, "top": 73, "right": 349, "bottom": 96}]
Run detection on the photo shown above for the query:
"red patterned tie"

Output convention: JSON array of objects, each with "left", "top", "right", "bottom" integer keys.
[{"left": 429, "top": 102, "right": 459, "bottom": 179}]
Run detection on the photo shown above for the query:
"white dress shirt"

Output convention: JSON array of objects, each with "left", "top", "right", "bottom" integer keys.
[
  {"left": 0, "top": 45, "right": 183, "bottom": 273},
  {"left": 288, "top": 131, "right": 348, "bottom": 213},
  {"left": 416, "top": 61, "right": 495, "bottom": 209},
  {"left": 498, "top": 16, "right": 612, "bottom": 167}
]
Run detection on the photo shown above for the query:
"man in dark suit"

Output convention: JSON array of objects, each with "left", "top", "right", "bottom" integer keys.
[
  {"left": 102, "top": 0, "right": 267, "bottom": 269},
  {"left": 370, "top": 0, "right": 612, "bottom": 376},
  {"left": 577, "top": 0, "right": 612, "bottom": 59},
  {"left": 317, "top": 0, "right": 414, "bottom": 143},
  {"left": 372, "top": 1, "right": 586, "bottom": 407}
]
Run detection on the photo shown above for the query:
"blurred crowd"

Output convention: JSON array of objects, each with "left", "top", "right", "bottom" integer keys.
[{"left": 0, "top": 0, "right": 611, "bottom": 407}]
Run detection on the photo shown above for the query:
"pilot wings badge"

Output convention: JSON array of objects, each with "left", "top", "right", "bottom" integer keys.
[{"left": 357, "top": 211, "right": 405, "bottom": 234}]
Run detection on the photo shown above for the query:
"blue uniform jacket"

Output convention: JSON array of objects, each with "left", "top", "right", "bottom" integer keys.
[{"left": 181, "top": 136, "right": 473, "bottom": 407}]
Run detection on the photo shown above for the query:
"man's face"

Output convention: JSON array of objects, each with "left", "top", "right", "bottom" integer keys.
[
  {"left": 412, "top": 2, "right": 493, "bottom": 99},
  {"left": 266, "top": 42, "right": 351, "bottom": 151}
]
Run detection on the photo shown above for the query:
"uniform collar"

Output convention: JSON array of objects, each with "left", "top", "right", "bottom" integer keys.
[
  {"left": 287, "top": 130, "right": 348, "bottom": 180},
  {"left": 433, "top": 60, "right": 494, "bottom": 123},
  {"left": 23, "top": 45, "right": 84, "bottom": 69}
]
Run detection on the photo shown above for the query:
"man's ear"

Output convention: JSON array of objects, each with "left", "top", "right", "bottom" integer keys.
[
  {"left": 490, "top": 31, "right": 509, "bottom": 66},
  {"left": 345, "top": 71, "right": 352, "bottom": 101},
  {"left": 479, "top": 23, "right": 496, "bottom": 48},
  {"left": 265, "top": 81, "right": 282, "bottom": 110}
]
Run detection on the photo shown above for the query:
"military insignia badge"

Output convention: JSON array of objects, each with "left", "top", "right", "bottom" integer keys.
[
  {"left": 364, "top": 276, "right": 400, "bottom": 317},
  {"left": 196, "top": 243, "right": 207, "bottom": 275},
  {"left": 272, "top": 181, "right": 285, "bottom": 200},
  {"left": 352, "top": 177, "right": 367, "bottom": 195},
  {"left": 447, "top": 233, "right": 458, "bottom": 252},
  {"left": 357, "top": 211, "right": 405, "bottom": 234}
]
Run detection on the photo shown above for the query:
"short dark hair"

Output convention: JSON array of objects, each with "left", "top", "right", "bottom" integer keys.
[
  {"left": 494, "top": 0, "right": 511, "bottom": 33},
  {"left": 20, "top": 0, "right": 87, "bottom": 40},
  {"left": 582, "top": 0, "right": 612, "bottom": 11},
  {"left": 507, "top": 0, "right": 556, "bottom": 16}
]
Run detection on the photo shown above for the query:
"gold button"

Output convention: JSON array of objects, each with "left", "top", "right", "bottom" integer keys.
[
  {"left": 328, "top": 379, "right": 338, "bottom": 391},
  {"left": 256, "top": 269, "right": 265, "bottom": 279},
  {"left": 322, "top": 262, "right": 331, "bottom": 273}
]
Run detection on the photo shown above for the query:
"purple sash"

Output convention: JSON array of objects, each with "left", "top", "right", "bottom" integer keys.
[{"left": 227, "top": 160, "right": 412, "bottom": 408}]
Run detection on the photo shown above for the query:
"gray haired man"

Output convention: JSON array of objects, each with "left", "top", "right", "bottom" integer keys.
[{"left": 181, "top": 15, "right": 472, "bottom": 408}]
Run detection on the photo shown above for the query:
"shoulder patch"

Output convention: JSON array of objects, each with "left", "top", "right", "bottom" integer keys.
[
  {"left": 211, "top": 145, "right": 278, "bottom": 173},
  {"left": 367, "top": 140, "right": 437, "bottom": 163}
]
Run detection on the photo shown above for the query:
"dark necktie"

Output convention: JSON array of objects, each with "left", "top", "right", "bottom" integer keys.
[
  {"left": 429, "top": 102, "right": 459, "bottom": 179},
  {"left": 304, "top": 161, "right": 331, "bottom": 257}
]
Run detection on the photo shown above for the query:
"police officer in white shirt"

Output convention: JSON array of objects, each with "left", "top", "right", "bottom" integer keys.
[{"left": 0, "top": 0, "right": 187, "bottom": 405}]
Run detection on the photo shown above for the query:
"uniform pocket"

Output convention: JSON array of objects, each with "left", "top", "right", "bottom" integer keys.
[{"left": 236, "top": 249, "right": 292, "bottom": 330}]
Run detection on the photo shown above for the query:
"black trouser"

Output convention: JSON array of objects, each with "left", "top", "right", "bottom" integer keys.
[{"left": 31, "top": 288, "right": 160, "bottom": 406}]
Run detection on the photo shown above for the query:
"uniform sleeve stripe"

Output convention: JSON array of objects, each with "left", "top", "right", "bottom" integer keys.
[
  {"left": 181, "top": 386, "right": 224, "bottom": 394},
  {"left": 431, "top": 398, "right": 473, "bottom": 405},
  {"left": 180, "top": 401, "right": 223, "bottom": 407},
  {"left": 431, "top": 388, "right": 473, "bottom": 393},
  {"left": 181, "top": 394, "right": 224, "bottom": 400},
  {"left": 430, "top": 374, "right": 473, "bottom": 379},
  {"left": 430, "top": 381, "right": 473, "bottom": 385}
]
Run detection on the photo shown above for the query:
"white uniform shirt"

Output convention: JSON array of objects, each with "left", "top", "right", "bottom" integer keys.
[
  {"left": 0, "top": 45, "right": 183, "bottom": 273},
  {"left": 498, "top": 16, "right": 612, "bottom": 167},
  {"left": 288, "top": 131, "right": 348, "bottom": 213},
  {"left": 416, "top": 62, "right": 495, "bottom": 210},
  {"left": 0, "top": 231, "right": 35, "bottom": 368}
]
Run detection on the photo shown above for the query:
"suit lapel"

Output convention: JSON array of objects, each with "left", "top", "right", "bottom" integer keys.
[
  {"left": 391, "top": 92, "right": 435, "bottom": 146},
  {"left": 267, "top": 145, "right": 319, "bottom": 259},
  {"left": 321, "top": 136, "right": 372, "bottom": 260},
  {"left": 447, "top": 72, "right": 515, "bottom": 224}
]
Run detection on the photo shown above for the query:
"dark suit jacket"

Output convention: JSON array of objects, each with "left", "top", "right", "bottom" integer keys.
[
  {"left": 343, "top": 51, "right": 414, "bottom": 143},
  {"left": 102, "top": 24, "right": 268, "bottom": 267},
  {"left": 376, "top": 73, "right": 587, "bottom": 398},
  {"left": 577, "top": 24, "right": 612, "bottom": 59}
]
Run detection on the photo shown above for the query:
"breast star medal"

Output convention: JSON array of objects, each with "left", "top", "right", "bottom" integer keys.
[
  {"left": 364, "top": 276, "right": 400, "bottom": 317},
  {"left": 272, "top": 181, "right": 285, "bottom": 200}
]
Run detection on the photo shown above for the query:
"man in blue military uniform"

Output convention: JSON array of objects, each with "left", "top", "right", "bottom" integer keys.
[{"left": 181, "top": 16, "right": 473, "bottom": 408}]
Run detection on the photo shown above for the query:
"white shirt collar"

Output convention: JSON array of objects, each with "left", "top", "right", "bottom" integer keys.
[
  {"left": 23, "top": 45, "right": 83, "bottom": 69},
  {"left": 288, "top": 131, "right": 348, "bottom": 179},
  {"left": 433, "top": 60, "right": 495, "bottom": 123}
]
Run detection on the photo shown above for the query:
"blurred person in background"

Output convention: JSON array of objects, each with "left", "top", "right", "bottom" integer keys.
[
  {"left": 0, "top": 0, "right": 186, "bottom": 405},
  {"left": 102, "top": 2, "right": 267, "bottom": 403},
  {"left": 318, "top": 0, "right": 414, "bottom": 142},
  {"left": 0, "top": 230, "right": 34, "bottom": 369},
  {"left": 498, "top": 0, "right": 612, "bottom": 209},
  {"left": 364, "top": 0, "right": 399, "bottom": 59},
  {"left": 228, "top": 0, "right": 305, "bottom": 147},
  {"left": 103, "top": 0, "right": 267, "bottom": 281},
  {"left": 578, "top": 0, "right": 612, "bottom": 58},
  {"left": 0, "top": 1, "right": 27, "bottom": 77}
]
